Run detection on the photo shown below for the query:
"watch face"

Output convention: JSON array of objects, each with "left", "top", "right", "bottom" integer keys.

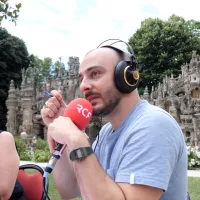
[
  {"left": 70, "top": 147, "right": 93, "bottom": 161},
  {"left": 77, "top": 149, "right": 82, "bottom": 158}
]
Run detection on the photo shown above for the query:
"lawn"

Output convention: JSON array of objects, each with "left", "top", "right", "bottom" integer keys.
[
  {"left": 48, "top": 173, "right": 81, "bottom": 200},
  {"left": 49, "top": 176, "right": 200, "bottom": 200},
  {"left": 27, "top": 170, "right": 200, "bottom": 200},
  {"left": 188, "top": 177, "right": 200, "bottom": 200}
]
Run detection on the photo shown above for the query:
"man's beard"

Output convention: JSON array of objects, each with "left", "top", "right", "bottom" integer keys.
[{"left": 92, "top": 88, "right": 121, "bottom": 117}]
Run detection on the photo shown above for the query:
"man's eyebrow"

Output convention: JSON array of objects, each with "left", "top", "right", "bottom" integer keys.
[{"left": 79, "top": 65, "right": 103, "bottom": 78}]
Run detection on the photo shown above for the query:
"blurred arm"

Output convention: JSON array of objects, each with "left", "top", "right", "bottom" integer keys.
[{"left": 0, "top": 132, "right": 20, "bottom": 200}]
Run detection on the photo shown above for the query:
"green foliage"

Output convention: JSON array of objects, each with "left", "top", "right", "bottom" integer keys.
[
  {"left": 15, "top": 136, "right": 51, "bottom": 162},
  {"left": 15, "top": 137, "right": 51, "bottom": 162},
  {"left": 0, "top": 0, "right": 21, "bottom": 25},
  {"left": 129, "top": 14, "right": 200, "bottom": 91},
  {"left": 15, "top": 136, "right": 26, "bottom": 155},
  {"left": 51, "top": 58, "right": 65, "bottom": 78},
  {"left": 19, "top": 150, "right": 33, "bottom": 161},
  {"left": 32, "top": 149, "right": 51, "bottom": 162},
  {"left": 33, "top": 138, "right": 50, "bottom": 162},
  {"left": 0, "top": 27, "right": 29, "bottom": 129},
  {"left": 35, "top": 138, "right": 50, "bottom": 151},
  {"left": 29, "top": 55, "right": 53, "bottom": 88},
  {"left": 15, "top": 137, "right": 33, "bottom": 161},
  {"left": 28, "top": 55, "right": 67, "bottom": 88},
  {"left": 188, "top": 148, "right": 200, "bottom": 170}
]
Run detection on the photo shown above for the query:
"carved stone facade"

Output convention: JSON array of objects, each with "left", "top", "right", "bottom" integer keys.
[
  {"left": 6, "top": 57, "right": 101, "bottom": 144},
  {"left": 142, "top": 51, "right": 200, "bottom": 147},
  {"left": 6, "top": 52, "right": 200, "bottom": 147}
]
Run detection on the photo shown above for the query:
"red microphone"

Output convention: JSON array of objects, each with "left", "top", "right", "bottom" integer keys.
[
  {"left": 55, "top": 98, "right": 93, "bottom": 153},
  {"left": 44, "top": 98, "right": 93, "bottom": 178},
  {"left": 63, "top": 98, "right": 93, "bottom": 130}
]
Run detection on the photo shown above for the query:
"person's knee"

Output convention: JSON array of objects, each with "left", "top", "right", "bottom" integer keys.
[
  {"left": 0, "top": 131, "right": 14, "bottom": 139},
  {"left": 0, "top": 131, "right": 19, "bottom": 161}
]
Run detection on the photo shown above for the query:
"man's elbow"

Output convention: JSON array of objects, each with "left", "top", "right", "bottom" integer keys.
[{"left": 59, "top": 191, "right": 81, "bottom": 200}]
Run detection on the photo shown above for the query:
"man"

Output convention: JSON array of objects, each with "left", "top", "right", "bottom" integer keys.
[{"left": 41, "top": 41, "right": 188, "bottom": 200}]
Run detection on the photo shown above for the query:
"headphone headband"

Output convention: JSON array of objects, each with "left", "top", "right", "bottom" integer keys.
[
  {"left": 97, "top": 38, "right": 137, "bottom": 70},
  {"left": 97, "top": 39, "right": 136, "bottom": 60},
  {"left": 96, "top": 38, "right": 139, "bottom": 93}
]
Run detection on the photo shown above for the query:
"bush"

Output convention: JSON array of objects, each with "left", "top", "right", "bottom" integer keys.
[
  {"left": 15, "top": 137, "right": 26, "bottom": 154},
  {"left": 35, "top": 138, "right": 50, "bottom": 151},
  {"left": 15, "top": 137, "right": 51, "bottom": 162},
  {"left": 15, "top": 136, "right": 51, "bottom": 162},
  {"left": 14, "top": 137, "right": 33, "bottom": 161},
  {"left": 32, "top": 149, "right": 51, "bottom": 162},
  {"left": 187, "top": 146, "right": 200, "bottom": 170},
  {"left": 20, "top": 150, "right": 33, "bottom": 161}
]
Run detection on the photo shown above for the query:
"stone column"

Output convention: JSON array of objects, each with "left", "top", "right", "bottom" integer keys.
[
  {"left": 21, "top": 98, "right": 33, "bottom": 134},
  {"left": 32, "top": 123, "right": 41, "bottom": 136},
  {"left": 21, "top": 76, "right": 35, "bottom": 135},
  {"left": 169, "top": 100, "right": 181, "bottom": 123},
  {"left": 6, "top": 80, "right": 18, "bottom": 135},
  {"left": 192, "top": 118, "right": 198, "bottom": 147}
]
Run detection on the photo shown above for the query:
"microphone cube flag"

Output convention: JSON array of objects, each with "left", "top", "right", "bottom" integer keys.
[{"left": 63, "top": 98, "right": 93, "bottom": 130}]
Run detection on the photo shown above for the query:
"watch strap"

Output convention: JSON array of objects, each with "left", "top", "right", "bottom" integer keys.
[{"left": 69, "top": 147, "right": 94, "bottom": 161}]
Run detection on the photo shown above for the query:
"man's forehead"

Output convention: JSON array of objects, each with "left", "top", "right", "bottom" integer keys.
[
  {"left": 84, "top": 47, "right": 119, "bottom": 58},
  {"left": 80, "top": 48, "right": 119, "bottom": 67}
]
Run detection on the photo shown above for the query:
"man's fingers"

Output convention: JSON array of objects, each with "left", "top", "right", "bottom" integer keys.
[
  {"left": 50, "top": 90, "right": 63, "bottom": 101},
  {"left": 41, "top": 107, "right": 55, "bottom": 118},
  {"left": 47, "top": 133, "right": 56, "bottom": 153},
  {"left": 50, "top": 90, "right": 66, "bottom": 107},
  {"left": 47, "top": 102, "right": 58, "bottom": 113}
]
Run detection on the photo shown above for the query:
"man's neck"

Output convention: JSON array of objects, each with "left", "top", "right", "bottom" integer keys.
[{"left": 107, "top": 90, "right": 141, "bottom": 131}]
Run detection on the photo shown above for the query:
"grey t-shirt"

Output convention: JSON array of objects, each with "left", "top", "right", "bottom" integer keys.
[{"left": 92, "top": 100, "right": 187, "bottom": 200}]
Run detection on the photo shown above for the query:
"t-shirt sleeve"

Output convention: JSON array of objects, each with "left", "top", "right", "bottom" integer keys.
[{"left": 115, "top": 111, "right": 181, "bottom": 191}]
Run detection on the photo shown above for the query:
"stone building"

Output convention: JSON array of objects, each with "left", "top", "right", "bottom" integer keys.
[
  {"left": 6, "top": 51, "right": 200, "bottom": 147},
  {"left": 142, "top": 51, "right": 200, "bottom": 147},
  {"left": 6, "top": 56, "right": 101, "bottom": 144}
]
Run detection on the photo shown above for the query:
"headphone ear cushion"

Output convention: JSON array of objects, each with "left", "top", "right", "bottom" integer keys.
[{"left": 114, "top": 61, "right": 139, "bottom": 93}]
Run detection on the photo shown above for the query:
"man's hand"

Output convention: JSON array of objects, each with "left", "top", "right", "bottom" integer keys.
[
  {"left": 41, "top": 90, "right": 67, "bottom": 152},
  {"left": 48, "top": 116, "right": 90, "bottom": 150},
  {"left": 41, "top": 90, "right": 67, "bottom": 127}
]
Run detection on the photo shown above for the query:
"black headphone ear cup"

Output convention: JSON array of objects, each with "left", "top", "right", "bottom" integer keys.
[{"left": 114, "top": 61, "right": 139, "bottom": 93}]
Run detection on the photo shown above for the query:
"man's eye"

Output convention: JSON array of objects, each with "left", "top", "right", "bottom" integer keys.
[
  {"left": 79, "top": 77, "right": 83, "bottom": 82},
  {"left": 92, "top": 71, "right": 100, "bottom": 77}
]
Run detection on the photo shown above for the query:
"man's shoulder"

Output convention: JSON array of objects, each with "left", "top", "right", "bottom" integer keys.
[
  {"left": 126, "top": 102, "right": 183, "bottom": 143},
  {"left": 134, "top": 102, "right": 177, "bottom": 125}
]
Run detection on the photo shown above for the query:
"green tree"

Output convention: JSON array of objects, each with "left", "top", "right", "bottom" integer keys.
[
  {"left": 0, "top": 27, "right": 29, "bottom": 129},
  {"left": 29, "top": 55, "right": 53, "bottom": 88},
  {"left": 0, "top": 0, "right": 21, "bottom": 25},
  {"left": 129, "top": 15, "right": 200, "bottom": 92},
  {"left": 51, "top": 58, "right": 66, "bottom": 78}
]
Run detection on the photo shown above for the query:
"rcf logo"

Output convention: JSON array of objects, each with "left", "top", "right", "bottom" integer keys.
[{"left": 77, "top": 104, "right": 92, "bottom": 119}]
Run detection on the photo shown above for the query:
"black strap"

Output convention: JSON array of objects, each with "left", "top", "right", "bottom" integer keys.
[{"left": 70, "top": 147, "right": 93, "bottom": 161}]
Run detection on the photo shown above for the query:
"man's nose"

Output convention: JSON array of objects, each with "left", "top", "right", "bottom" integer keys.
[{"left": 79, "top": 78, "right": 93, "bottom": 93}]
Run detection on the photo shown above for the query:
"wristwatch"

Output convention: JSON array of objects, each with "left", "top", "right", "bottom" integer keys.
[{"left": 69, "top": 147, "right": 94, "bottom": 161}]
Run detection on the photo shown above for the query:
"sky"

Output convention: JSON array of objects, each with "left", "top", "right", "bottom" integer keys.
[{"left": 2, "top": 0, "right": 200, "bottom": 65}]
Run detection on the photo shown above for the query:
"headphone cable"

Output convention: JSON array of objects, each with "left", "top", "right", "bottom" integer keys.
[{"left": 43, "top": 177, "right": 51, "bottom": 200}]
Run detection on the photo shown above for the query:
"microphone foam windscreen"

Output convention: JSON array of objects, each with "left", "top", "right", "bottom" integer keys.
[{"left": 63, "top": 98, "right": 93, "bottom": 130}]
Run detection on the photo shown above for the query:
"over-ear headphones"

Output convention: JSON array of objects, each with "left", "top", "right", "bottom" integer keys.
[{"left": 97, "top": 39, "right": 139, "bottom": 93}]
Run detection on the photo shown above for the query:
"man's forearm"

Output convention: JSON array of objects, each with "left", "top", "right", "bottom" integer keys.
[
  {"left": 73, "top": 154, "right": 125, "bottom": 200},
  {"left": 53, "top": 148, "right": 81, "bottom": 199}
]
